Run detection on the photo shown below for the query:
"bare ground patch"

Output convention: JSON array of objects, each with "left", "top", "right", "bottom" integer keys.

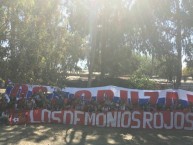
[{"left": 1, "top": 124, "right": 193, "bottom": 145}]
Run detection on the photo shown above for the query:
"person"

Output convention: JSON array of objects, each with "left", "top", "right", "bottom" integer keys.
[
  {"left": 26, "top": 97, "right": 35, "bottom": 110},
  {"left": 5, "top": 79, "right": 12, "bottom": 87},
  {"left": 0, "top": 94, "right": 8, "bottom": 111},
  {"left": 0, "top": 111, "right": 9, "bottom": 125},
  {"left": 0, "top": 79, "right": 3, "bottom": 88}
]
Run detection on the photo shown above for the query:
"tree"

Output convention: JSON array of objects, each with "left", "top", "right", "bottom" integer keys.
[
  {"left": 129, "top": 0, "right": 193, "bottom": 88},
  {"left": 67, "top": 0, "right": 142, "bottom": 86},
  {"left": 0, "top": 0, "right": 85, "bottom": 85}
]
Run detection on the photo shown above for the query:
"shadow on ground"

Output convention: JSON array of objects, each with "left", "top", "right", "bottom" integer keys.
[{"left": 1, "top": 124, "right": 193, "bottom": 145}]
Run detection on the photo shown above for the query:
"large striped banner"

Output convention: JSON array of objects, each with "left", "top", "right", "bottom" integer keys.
[{"left": 5, "top": 85, "right": 193, "bottom": 106}]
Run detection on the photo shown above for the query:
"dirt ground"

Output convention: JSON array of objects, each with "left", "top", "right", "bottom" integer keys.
[{"left": 0, "top": 124, "right": 193, "bottom": 145}]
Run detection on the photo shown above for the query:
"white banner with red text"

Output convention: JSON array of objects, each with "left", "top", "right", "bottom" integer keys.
[{"left": 9, "top": 109, "right": 193, "bottom": 130}]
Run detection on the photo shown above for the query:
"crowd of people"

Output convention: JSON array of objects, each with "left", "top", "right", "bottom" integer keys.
[
  {"left": 1, "top": 85, "right": 193, "bottom": 125},
  {"left": 1, "top": 89, "right": 193, "bottom": 113}
]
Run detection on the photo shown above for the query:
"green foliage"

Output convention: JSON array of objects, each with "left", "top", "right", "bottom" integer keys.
[
  {"left": 0, "top": 0, "right": 193, "bottom": 88},
  {"left": 133, "top": 55, "right": 153, "bottom": 77},
  {"left": 0, "top": 0, "right": 85, "bottom": 85},
  {"left": 87, "top": 74, "right": 158, "bottom": 90},
  {"left": 128, "top": 73, "right": 159, "bottom": 90},
  {"left": 156, "top": 54, "right": 178, "bottom": 81}
]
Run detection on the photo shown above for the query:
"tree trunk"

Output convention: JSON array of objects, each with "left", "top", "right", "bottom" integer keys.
[
  {"left": 87, "top": 64, "right": 93, "bottom": 87},
  {"left": 87, "top": 8, "right": 97, "bottom": 87},
  {"left": 87, "top": 37, "right": 96, "bottom": 87},
  {"left": 100, "top": 2, "right": 108, "bottom": 79},
  {"left": 175, "top": 0, "right": 182, "bottom": 89},
  {"left": 100, "top": 25, "right": 107, "bottom": 79},
  {"left": 87, "top": 23, "right": 96, "bottom": 87}
]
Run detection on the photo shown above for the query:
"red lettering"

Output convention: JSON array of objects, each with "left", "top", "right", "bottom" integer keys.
[
  {"left": 20, "top": 84, "right": 28, "bottom": 97},
  {"left": 187, "top": 94, "right": 193, "bottom": 103},
  {"left": 120, "top": 90, "right": 128, "bottom": 103},
  {"left": 97, "top": 90, "right": 114, "bottom": 102},
  {"left": 75, "top": 90, "right": 92, "bottom": 101},
  {"left": 131, "top": 91, "right": 139, "bottom": 105},
  {"left": 166, "top": 92, "right": 178, "bottom": 107},
  {"left": 32, "top": 86, "right": 47, "bottom": 94},
  {"left": 10, "top": 84, "right": 20, "bottom": 97},
  {"left": 144, "top": 92, "right": 159, "bottom": 105}
]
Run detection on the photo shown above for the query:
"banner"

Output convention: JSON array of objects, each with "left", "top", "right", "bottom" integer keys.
[
  {"left": 9, "top": 109, "right": 193, "bottom": 130},
  {"left": 5, "top": 85, "right": 193, "bottom": 106},
  {"left": 5, "top": 85, "right": 193, "bottom": 130}
]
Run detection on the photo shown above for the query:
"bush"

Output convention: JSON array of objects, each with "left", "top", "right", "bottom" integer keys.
[
  {"left": 128, "top": 73, "right": 159, "bottom": 90},
  {"left": 64, "top": 73, "right": 159, "bottom": 90},
  {"left": 90, "top": 74, "right": 159, "bottom": 90}
]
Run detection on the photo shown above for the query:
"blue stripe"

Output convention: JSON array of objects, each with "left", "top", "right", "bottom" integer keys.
[
  {"left": 157, "top": 98, "right": 165, "bottom": 105},
  {"left": 139, "top": 99, "right": 149, "bottom": 105}
]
